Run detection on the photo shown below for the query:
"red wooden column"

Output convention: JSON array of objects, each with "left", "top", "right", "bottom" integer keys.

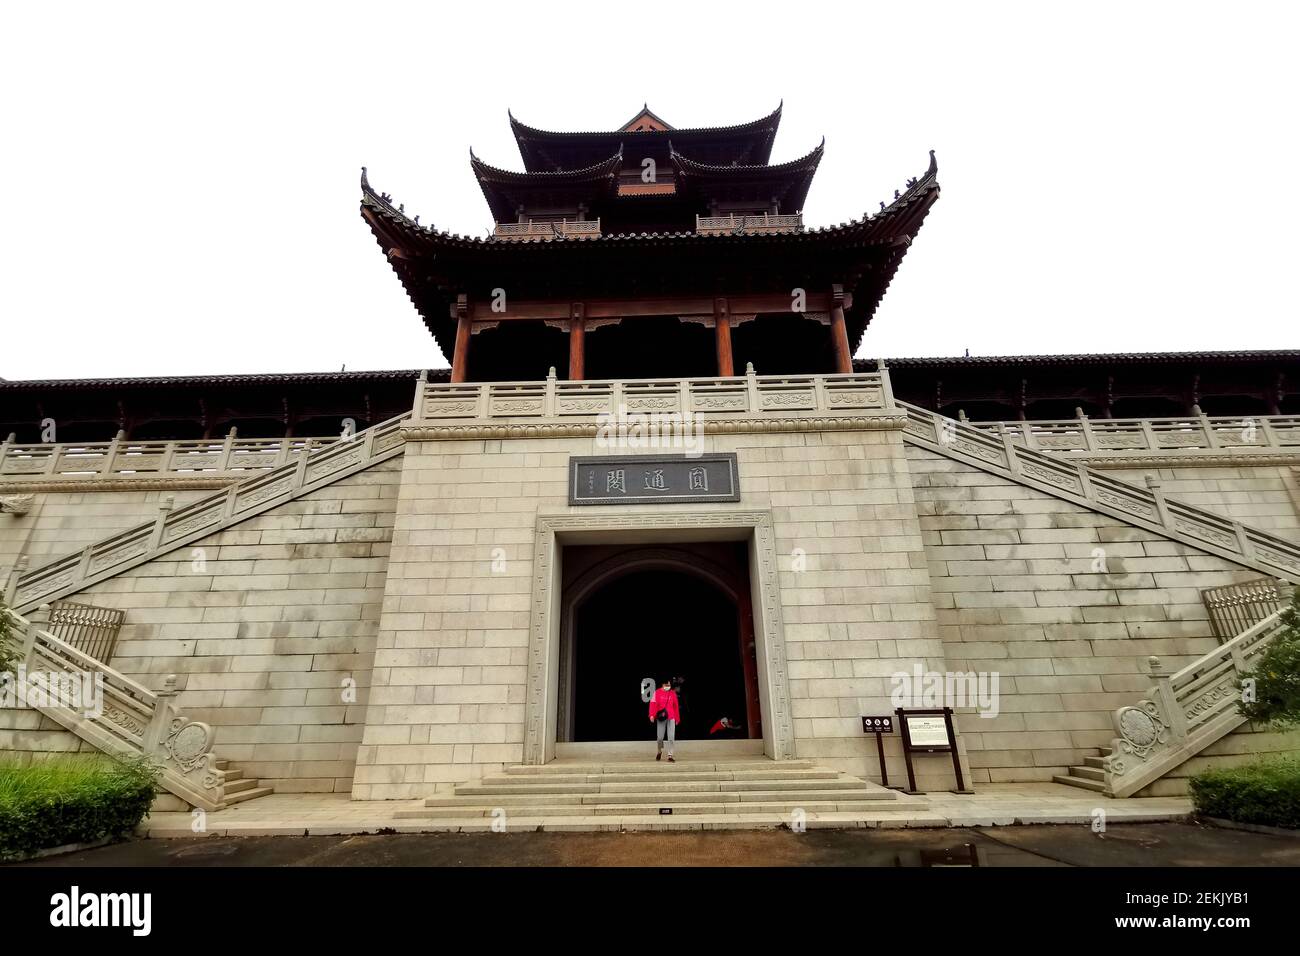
[
  {"left": 714, "top": 297, "right": 734, "bottom": 377},
  {"left": 830, "top": 283, "right": 853, "bottom": 374},
  {"left": 568, "top": 303, "right": 585, "bottom": 380},
  {"left": 450, "top": 294, "right": 472, "bottom": 383}
]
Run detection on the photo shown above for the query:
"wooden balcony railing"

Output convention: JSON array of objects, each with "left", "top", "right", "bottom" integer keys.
[
  {"left": 695, "top": 213, "right": 803, "bottom": 235},
  {"left": 492, "top": 219, "right": 602, "bottom": 241}
]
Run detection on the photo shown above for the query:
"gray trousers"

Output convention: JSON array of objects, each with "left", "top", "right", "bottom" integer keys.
[{"left": 656, "top": 718, "right": 676, "bottom": 754}]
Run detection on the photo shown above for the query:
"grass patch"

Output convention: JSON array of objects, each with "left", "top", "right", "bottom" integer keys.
[
  {"left": 1189, "top": 757, "right": 1300, "bottom": 830},
  {"left": 0, "top": 755, "right": 159, "bottom": 860}
]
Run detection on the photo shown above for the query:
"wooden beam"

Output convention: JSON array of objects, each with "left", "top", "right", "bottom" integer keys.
[
  {"left": 714, "top": 298, "right": 734, "bottom": 377},
  {"left": 568, "top": 304, "right": 585, "bottom": 381},
  {"left": 451, "top": 294, "right": 472, "bottom": 383},
  {"left": 830, "top": 284, "right": 852, "bottom": 374},
  {"left": 466, "top": 292, "right": 834, "bottom": 323}
]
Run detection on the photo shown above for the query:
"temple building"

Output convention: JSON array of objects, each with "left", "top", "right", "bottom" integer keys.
[{"left": 1, "top": 105, "right": 1297, "bottom": 824}]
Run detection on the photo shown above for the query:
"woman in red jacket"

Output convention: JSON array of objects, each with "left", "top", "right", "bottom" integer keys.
[{"left": 648, "top": 678, "right": 681, "bottom": 762}]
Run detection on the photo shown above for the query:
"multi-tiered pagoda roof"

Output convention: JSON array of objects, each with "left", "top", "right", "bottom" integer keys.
[{"left": 360, "top": 105, "right": 940, "bottom": 380}]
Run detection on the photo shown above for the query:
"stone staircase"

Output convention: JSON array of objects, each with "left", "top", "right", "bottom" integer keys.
[
  {"left": 1052, "top": 607, "right": 1290, "bottom": 797},
  {"left": 1, "top": 605, "right": 272, "bottom": 810},
  {"left": 393, "top": 758, "right": 914, "bottom": 828},
  {"left": 1053, "top": 746, "right": 1113, "bottom": 793},
  {"left": 899, "top": 400, "right": 1300, "bottom": 584},
  {"left": 212, "top": 758, "right": 274, "bottom": 807}
]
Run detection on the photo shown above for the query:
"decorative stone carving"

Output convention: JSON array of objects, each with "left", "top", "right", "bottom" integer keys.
[{"left": 0, "top": 494, "right": 35, "bottom": 515}]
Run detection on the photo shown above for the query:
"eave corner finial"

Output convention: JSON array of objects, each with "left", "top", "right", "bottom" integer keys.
[
  {"left": 360, "top": 166, "right": 370, "bottom": 189},
  {"left": 928, "top": 149, "right": 938, "bottom": 174}
]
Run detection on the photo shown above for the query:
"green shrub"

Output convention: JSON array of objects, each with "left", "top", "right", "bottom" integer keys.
[
  {"left": 1189, "top": 757, "right": 1300, "bottom": 830},
  {"left": 1238, "top": 588, "right": 1300, "bottom": 727},
  {"left": 0, "top": 755, "right": 159, "bottom": 859},
  {"left": 0, "top": 602, "right": 17, "bottom": 676}
]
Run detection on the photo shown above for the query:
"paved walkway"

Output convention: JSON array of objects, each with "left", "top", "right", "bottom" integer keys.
[{"left": 142, "top": 783, "right": 1192, "bottom": 837}]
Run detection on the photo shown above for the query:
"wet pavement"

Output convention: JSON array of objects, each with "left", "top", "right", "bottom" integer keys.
[{"left": 12, "top": 822, "right": 1300, "bottom": 867}]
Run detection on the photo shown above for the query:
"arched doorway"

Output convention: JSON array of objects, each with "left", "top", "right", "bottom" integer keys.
[{"left": 557, "top": 544, "right": 762, "bottom": 744}]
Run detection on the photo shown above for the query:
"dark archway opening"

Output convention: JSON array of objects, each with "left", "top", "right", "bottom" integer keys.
[{"left": 571, "top": 567, "right": 754, "bottom": 743}]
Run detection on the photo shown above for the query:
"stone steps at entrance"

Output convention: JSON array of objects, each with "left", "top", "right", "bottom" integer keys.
[
  {"left": 398, "top": 800, "right": 901, "bottom": 819},
  {"left": 1054, "top": 746, "right": 1113, "bottom": 793},
  {"left": 398, "top": 757, "right": 913, "bottom": 826}
]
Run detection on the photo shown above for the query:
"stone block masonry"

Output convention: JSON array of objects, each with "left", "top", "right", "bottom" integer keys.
[
  {"left": 908, "top": 445, "right": 1274, "bottom": 784},
  {"left": 38, "top": 460, "right": 401, "bottom": 794},
  {"left": 352, "top": 423, "right": 962, "bottom": 800}
]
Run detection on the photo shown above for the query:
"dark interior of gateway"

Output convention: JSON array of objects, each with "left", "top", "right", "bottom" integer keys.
[{"left": 562, "top": 543, "right": 760, "bottom": 743}]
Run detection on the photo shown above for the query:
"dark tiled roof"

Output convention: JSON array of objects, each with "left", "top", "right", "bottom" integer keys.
[
  {"left": 858, "top": 350, "right": 1300, "bottom": 370},
  {"left": 0, "top": 368, "right": 441, "bottom": 391}
]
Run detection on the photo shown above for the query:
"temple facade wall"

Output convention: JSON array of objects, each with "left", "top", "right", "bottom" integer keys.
[
  {"left": 907, "top": 445, "right": 1270, "bottom": 784},
  {"left": 351, "top": 422, "right": 959, "bottom": 800},
  {"left": 27, "top": 461, "right": 401, "bottom": 793},
  {"left": 1104, "top": 464, "right": 1300, "bottom": 542}
]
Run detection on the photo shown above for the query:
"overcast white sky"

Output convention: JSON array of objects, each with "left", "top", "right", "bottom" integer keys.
[{"left": 1, "top": 1, "right": 1296, "bottom": 380}]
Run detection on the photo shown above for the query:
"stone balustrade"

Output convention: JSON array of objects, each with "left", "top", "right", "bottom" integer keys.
[
  {"left": 901, "top": 400, "right": 1300, "bottom": 582},
  {"left": 7, "top": 415, "right": 409, "bottom": 611},
  {"left": 1, "top": 605, "right": 229, "bottom": 810},
  {"left": 1103, "top": 608, "right": 1287, "bottom": 797},
  {"left": 970, "top": 410, "right": 1300, "bottom": 461},
  {"left": 407, "top": 367, "right": 896, "bottom": 437},
  {"left": 0, "top": 431, "right": 327, "bottom": 482}
]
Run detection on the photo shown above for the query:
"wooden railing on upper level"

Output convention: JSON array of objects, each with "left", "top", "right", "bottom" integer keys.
[
  {"left": 0, "top": 430, "right": 330, "bottom": 480},
  {"left": 967, "top": 409, "right": 1300, "bottom": 459},
  {"left": 695, "top": 213, "right": 803, "bottom": 235},
  {"left": 492, "top": 219, "right": 602, "bottom": 241}
]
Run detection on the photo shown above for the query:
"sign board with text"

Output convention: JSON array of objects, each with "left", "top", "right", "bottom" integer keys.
[{"left": 569, "top": 454, "right": 740, "bottom": 505}]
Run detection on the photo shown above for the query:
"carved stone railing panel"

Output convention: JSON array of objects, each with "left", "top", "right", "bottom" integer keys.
[
  {"left": 900, "top": 400, "right": 1300, "bottom": 584},
  {"left": 0, "top": 433, "right": 338, "bottom": 482},
  {"left": 1, "top": 606, "right": 229, "bottom": 810},
  {"left": 1102, "top": 608, "right": 1287, "bottom": 797},
  {"left": 970, "top": 413, "right": 1300, "bottom": 461},
  {"left": 8, "top": 416, "right": 409, "bottom": 612},
  {"left": 414, "top": 369, "right": 893, "bottom": 431}
]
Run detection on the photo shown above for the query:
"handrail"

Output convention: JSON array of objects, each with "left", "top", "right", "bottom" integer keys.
[
  {"left": 898, "top": 400, "right": 1300, "bottom": 583},
  {"left": 696, "top": 213, "right": 803, "bottom": 235},
  {"left": 7, "top": 414, "right": 410, "bottom": 611},
  {"left": 1103, "top": 608, "right": 1289, "bottom": 797},
  {"left": 966, "top": 411, "right": 1300, "bottom": 457},
  {"left": 1, "top": 605, "right": 228, "bottom": 810}
]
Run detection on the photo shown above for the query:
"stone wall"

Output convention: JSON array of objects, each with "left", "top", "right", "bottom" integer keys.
[
  {"left": 0, "top": 708, "right": 95, "bottom": 764},
  {"left": 36, "top": 461, "right": 401, "bottom": 793},
  {"left": 1104, "top": 464, "right": 1300, "bottom": 542},
  {"left": 1, "top": 488, "right": 211, "bottom": 587},
  {"left": 907, "top": 444, "right": 1274, "bottom": 784},
  {"left": 1134, "top": 725, "right": 1300, "bottom": 797},
  {"left": 353, "top": 422, "right": 957, "bottom": 800}
]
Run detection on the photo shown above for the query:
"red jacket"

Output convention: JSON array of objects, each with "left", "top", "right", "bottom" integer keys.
[{"left": 649, "top": 688, "right": 680, "bottom": 722}]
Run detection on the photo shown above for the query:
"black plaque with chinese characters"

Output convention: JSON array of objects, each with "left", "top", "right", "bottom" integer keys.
[{"left": 568, "top": 454, "right": 740, "bottom": 505}]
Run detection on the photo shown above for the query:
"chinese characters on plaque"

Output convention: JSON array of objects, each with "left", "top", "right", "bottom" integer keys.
[{"left": 570, "top": 454, "right": 740, "bottom": 505}]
